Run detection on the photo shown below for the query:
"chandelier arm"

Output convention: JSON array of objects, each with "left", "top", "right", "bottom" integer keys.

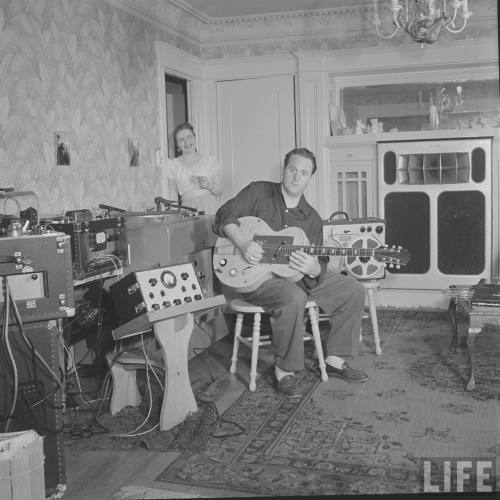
[
  {"left": 446, "top": 14, "right": 472, "bottom": 34},
  {"left": 375, "top": 24, "right": 400, "bottom": 39},
  {"left": 374, "top": 7, "right": 401, "bottom": 40}
]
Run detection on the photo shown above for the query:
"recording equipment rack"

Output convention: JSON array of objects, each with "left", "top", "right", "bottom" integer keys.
[
  {"left": 45, "top": 216, "right": 126, "bottom": 285},
  {"left": 0, "top": 229, "right": 75, "bottom": 498},
  {"left": 0, "top": 232, "right": 75, "bottom": 322}
]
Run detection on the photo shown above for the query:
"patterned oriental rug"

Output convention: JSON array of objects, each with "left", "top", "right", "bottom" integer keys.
[
  {"left": 155, "top": 310, "right": 500, "bottom": 496},
  {"left": 66, "top": 310, "right": 500, "bottom": 496}
]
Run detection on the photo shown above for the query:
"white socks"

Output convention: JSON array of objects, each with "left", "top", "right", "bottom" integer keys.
[
  {"left": 275, "top": 365, "right": 293, "bottom": 381},
  {"left": 325, "top": 355, "right": 345, "bottom": 369}
]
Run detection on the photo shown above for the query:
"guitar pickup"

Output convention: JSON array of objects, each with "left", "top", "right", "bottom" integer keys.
[{"left": 253, "top": 235, "right": 294, "bottom": 264}]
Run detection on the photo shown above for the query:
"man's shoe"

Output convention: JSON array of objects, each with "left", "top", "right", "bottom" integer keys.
[
  {"left": 273, "top": 374, "right": 302, "bottom": 398},
  {"left": 326, "top": 362, "right": 368, "bottom": 383}
]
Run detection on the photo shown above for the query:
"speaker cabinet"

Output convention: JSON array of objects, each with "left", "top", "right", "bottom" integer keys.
[
  {"left": 378, "top": 138, "right": 491, "bottom": 290},
  {"left": 322, "top": 217, "right": 386, "bottom": 280}
]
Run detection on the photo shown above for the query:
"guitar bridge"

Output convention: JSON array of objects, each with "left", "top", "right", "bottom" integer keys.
[{"left": 253, "top": 235, "right": 294, "bottom": 264}]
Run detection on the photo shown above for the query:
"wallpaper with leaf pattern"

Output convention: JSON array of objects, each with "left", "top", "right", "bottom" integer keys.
[{"left": 0, "top": 0, "right": 194, "bottom": 216}]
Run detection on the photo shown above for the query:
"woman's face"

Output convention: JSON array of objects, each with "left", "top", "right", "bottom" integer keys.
[{"left": 176, "top": 129, "right": 196, "bottom": 155}]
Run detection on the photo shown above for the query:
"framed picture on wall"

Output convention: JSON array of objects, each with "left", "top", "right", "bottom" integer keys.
[
  {"left": 128, "top": 139, "right": 139, "bottom": 167},
  {"left": 54, "top": 131, "right": 71, "bottom": 166}
]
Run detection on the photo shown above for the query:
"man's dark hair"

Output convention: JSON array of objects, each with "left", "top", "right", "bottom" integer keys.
[{"left": 284, "top": 148, "right": 317, "bottom": 175}]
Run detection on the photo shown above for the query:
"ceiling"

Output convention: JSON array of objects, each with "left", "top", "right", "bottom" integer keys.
[{"left": 182, "top": 0, "right": 365, "bottom": 18}]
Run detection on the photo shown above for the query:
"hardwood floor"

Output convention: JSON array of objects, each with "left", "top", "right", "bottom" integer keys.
[{"left": 63, "top": 331, "right": 273, "bottom": 499}]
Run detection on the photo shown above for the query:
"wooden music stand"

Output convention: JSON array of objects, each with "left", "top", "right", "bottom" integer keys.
[{"left": 109, "top": 295, "right": 226, "bottom": 431}]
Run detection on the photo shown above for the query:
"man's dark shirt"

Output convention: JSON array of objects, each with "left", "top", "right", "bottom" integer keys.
[{"left": 213, "top": 181, "right": 329, "bottom": 289}]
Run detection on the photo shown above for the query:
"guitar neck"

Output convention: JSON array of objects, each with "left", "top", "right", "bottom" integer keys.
[{"left": 284, "top": 245, "right": 375, "bottom": 257}]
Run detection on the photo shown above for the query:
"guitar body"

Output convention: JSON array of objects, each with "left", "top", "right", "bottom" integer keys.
[{"left": 213, "top": 216, "right": 308, "bottom": 293}]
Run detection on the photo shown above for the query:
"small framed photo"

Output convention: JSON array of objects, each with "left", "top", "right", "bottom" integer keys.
[
  {"left": 128, "top": 139, "right": 139, "bottom": 167},
  {"left": 55, "top": 131, "right": 71, "bottom": 166}
]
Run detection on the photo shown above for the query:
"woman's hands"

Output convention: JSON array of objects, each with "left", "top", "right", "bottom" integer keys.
[{"left": 191, "top": 175, "right": 214, "bottom": 192}]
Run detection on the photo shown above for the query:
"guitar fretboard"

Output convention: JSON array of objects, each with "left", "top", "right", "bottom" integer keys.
[{"left": 263, "top": 244, "right": 376, "bottom": 257}]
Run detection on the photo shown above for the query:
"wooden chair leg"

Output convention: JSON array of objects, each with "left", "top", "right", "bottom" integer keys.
[
  {"left": 366, "top": 286, "right": 382, "bottom": 355},
  {"left": 307, "top": 306, "right": 328, "bottom": 382},
  {"left": 248, "top": 312, "right": 261, "bottom": 391},
  {"left": 230, "top": 312, "right": 243, "bottom": 374}
]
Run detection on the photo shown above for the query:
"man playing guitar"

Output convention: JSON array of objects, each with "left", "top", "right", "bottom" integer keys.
[{"left": 213, "top": 148, "right": 368, "bottom": 397}]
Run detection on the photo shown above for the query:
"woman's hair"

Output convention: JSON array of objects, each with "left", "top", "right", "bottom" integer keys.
[{"left": 284, "top": 148, "right": 317, "bottom": 175}]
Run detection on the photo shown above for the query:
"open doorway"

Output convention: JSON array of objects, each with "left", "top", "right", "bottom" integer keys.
[{"left": 165, "top": 73, "right": 188, "bottom": 159}]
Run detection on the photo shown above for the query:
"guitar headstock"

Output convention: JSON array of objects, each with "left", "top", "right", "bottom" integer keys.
[{"left": 374, "top": 245, "right": 411, "bottom": 268}]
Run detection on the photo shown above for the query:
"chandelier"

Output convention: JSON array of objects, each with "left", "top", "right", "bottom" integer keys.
[{"left": 373, "top": 0, "right": 473, "bottom": 45}]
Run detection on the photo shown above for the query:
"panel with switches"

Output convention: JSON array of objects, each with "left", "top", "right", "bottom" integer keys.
[{"left": 109, "top": 263, "right": 205, "bottom": 324}]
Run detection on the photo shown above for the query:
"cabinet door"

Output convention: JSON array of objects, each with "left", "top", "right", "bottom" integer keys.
[
  {"left": 217, "top": 76, "right": 296, "bottom": 201},
  {"left": 329, "top": 145, "right": 377, "bottom": 218}
]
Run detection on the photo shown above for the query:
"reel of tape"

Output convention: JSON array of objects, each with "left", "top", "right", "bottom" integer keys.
[{"left": 323, "top": 215, "right": 386, "bottom": 280}]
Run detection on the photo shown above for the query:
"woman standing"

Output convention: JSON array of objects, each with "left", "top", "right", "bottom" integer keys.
[{"left": 165, "top": 122, "right": 222, "bottom": 214}]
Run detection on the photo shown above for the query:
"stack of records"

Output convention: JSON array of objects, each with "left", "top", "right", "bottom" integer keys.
[{"left": 470, "top": 282, "right": 500, "bottom": 308}]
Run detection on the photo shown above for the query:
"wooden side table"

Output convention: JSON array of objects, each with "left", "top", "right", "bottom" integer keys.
[{"left": 444, "top": 283, "right": 500, "bottom": 391}]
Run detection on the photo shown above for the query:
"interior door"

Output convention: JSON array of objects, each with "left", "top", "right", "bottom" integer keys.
[{"left": 217, "top": 75, "right": 296, "bottom": 201}]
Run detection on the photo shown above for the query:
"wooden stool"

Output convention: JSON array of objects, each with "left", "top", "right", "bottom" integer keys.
[
  {"left": 106, "top": 345, "right": 164, "bottom": 416},
  {"left": 228, "top": 299, "right": 329, "bottom": 391}
]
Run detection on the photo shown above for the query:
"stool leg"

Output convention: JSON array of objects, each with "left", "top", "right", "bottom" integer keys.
[
  {"left": 366, "top": 286, "right": 382, "bottom": 355},
  {"left": 107, "top": 354, "right": 141, "bottom": 415},
  {"left": 308, "top": 306, "right": 328, "bottom": 382},
  {"left": 230, "top": 313, "right": 243, "bottom": 374},
  {"left": 249, "top": 312, "right": 261, "bottom": 391}
]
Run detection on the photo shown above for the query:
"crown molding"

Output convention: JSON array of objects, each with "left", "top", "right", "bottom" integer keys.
[{"left": 109, "top": 0, "right": 498, "bottom": 59}]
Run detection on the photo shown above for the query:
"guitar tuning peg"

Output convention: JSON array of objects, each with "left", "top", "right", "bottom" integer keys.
[
  {"left": 396, "top": 264, "right": 401, "bottom": 269},
  {"left": 398, "top": 245, "right": 402, "bottom": 250},
  {"left": 389, "top": 263, "right": 394, "bottom": 268}
]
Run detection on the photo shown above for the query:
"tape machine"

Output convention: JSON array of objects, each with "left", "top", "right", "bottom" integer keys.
[{"left": 323, "top": 212, "right": 386, "bottom": 280}]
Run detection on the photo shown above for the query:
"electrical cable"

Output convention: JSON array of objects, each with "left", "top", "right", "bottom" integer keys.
[{"left": 2, "top": 282, "right": 17, "bottom": 432}]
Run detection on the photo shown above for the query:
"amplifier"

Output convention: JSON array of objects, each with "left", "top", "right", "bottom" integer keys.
[
  {"left": 47, "top": 217, "right": 125, "bottom": 284},
  {"left": 109, "top": 263, "right": 204, "bottom": 324},
  {"left": 323, "top": 216, "right": 386, "bottom": 280},
  {"left": 0, "top": 232, "right": 75, "bottom": 322}
]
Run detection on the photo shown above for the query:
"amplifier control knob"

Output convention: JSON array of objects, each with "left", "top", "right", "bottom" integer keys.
[
  {"left": 367, "top": 226, "right": 372, "bottom": 232},
  {"left": 173, "top": 299, "right": 182, "bottom": 305},
  {"left": 376, "top": 225, "right": 384, "bottom": 233},
  {"left": 163, "top": 301, "right": 171, "bottom": 308},
  {"left": 360, "top": 226, "right": 366, "bottom": 232},
  {"left": 149, "top": 278, "right": 158, "bottom": 286},
  {"left": 219, "top": 259, "right": 227, "bottom": 267},
  {"left": 229, "top": 268, "right": 238, "bottom": 277}
]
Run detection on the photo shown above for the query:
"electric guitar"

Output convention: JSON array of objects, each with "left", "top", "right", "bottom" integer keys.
[{"left": 213, "top": 216, "right": 410, "bottom": 292}]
